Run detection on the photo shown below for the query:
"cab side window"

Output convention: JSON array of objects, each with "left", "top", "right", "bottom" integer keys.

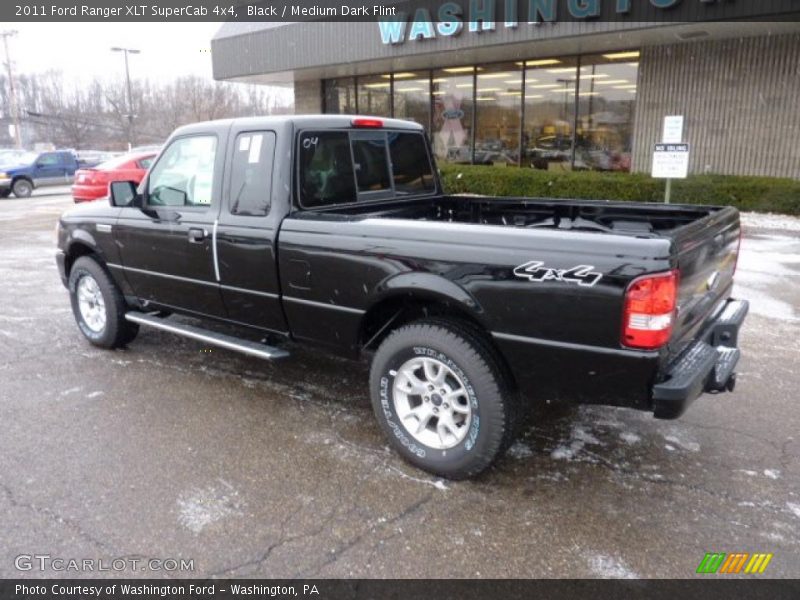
[
  {"left": 147, "top": 135, "right": 217, "bottom": 207},
  {"left": 229, "top": 131, "right": 276, "bottom": 217}
]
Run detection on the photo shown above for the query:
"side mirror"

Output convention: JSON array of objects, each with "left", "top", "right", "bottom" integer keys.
[{"left": 109, "top": 180, "right": 138, "bottom": 207}]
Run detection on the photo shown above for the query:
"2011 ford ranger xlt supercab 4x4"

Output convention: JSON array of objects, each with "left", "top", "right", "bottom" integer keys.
[{"left": 56, "top": 115, "right": 748, "bottom": 479}]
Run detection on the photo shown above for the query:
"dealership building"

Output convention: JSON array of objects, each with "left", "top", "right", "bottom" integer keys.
[{"left": 212, "top": 15, "right": 800, "bottom": 179}]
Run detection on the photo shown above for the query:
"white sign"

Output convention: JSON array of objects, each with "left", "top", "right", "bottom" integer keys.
[
  {"left": 652, "top": 143, "right": 690, "bottom": 179},
  {"left": 662, "top": 115, "right": 684, "bottom": 144}
]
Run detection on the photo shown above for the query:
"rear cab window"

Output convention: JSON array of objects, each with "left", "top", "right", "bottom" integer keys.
[{"left": 297, "top": 129, "right": 435, "bottom": 209}]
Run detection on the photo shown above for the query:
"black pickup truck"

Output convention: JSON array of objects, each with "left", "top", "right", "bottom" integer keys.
[{"left": 56, "top": 115, "right": 748, "bottom": 479}]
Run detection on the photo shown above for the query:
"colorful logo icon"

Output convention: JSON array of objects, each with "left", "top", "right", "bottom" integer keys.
[{"left": 697, "top": 553, "right": 773, "bottom": 575}]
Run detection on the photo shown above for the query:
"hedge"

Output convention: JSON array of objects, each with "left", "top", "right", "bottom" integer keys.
[{"left": 439, "top": 164, "right": 800, "bottom": 216}]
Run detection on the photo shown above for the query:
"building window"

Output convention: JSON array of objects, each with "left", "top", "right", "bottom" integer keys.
[
  {"left": 320, "top": 49, "right": 639, "bottom": 171},
  {"left": 523, "top": 57, "right": 579, "bottom": 172},
  {"left": 431, "top": 67, "right": 474, "bottom": 164},
  {"left": 357, "top": 74, "right": 392, "bottom": 117},
  {"left": 393, "top": 71, "right": 431, "bottom": 129},
  {"left": 576, "top": 53, "right": 639, "bottom": 172},
  {"left": 475, "top": 62, "right": 522, "bottom": 166},
  {"left": 324, "top": 78, "right": 356, "bottom": 114}
]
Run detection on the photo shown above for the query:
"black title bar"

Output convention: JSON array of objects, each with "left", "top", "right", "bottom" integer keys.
[{"left": 4, "top": 0, "right": 800, "bottom": 22}]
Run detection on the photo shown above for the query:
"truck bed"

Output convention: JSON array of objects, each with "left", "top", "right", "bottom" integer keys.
[
  {"left": 288, "top": 194, "right": 741, "bottom": 393},
  {"left": 315, "top": 195, "right": 724, "bottom": 238}
]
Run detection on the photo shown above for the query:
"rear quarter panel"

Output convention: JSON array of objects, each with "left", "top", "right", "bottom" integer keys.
[{"left": 278, "top": 216, "right": 671, "bottom": 407}]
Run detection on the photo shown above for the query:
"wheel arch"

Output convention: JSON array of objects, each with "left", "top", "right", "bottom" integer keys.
[
  {"left": 11, "top": 175, "right": 34, "bottom": 187},
  {"left": 64, "top": 236, "right": 102, "bottom": 280}
]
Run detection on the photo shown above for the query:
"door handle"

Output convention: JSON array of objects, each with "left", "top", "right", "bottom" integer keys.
[{"left": 188, "top": 228, "right": 207, "bottom": 243}]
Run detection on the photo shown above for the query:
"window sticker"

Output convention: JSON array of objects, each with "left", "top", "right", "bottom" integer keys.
[{"left": 248, "top": 134, "right": 263, "bottom": 164}]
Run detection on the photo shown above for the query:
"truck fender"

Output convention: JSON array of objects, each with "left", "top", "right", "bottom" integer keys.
[
  {"left": 378, "top": 272, "right": 482, "bottom": 313},
  {"left": 359, "top": 272, "right": 488, "bottom": 349},
  {"left": 64, "top": 229, "right": 107, "bottom": 275}
]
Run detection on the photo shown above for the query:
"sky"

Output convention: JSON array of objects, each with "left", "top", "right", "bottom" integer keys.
[{"left": 5, "top": 23, "right": 223, "bottom": 83}]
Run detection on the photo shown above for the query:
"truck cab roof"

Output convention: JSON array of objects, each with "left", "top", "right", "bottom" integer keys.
[{"left": 172, "top": 115, "right": 425, "bottom": 137}]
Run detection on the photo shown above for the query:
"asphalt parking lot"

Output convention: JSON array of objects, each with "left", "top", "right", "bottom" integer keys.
[{"left": 1, "top": 189, "right": 799, "bottom": 579}]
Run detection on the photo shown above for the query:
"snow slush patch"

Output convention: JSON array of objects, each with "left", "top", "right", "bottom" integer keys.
[
  {"left": 550, "top": 423, "right": 603, "bottom": 461},
  {"left": 177, "top": 484, "right": 243, "bottom": 533},
  {"left": 507, "top": 441, "right": 534, "bottom": 459},
  {"left": 587, "top": 554, "right": 639, "bottom": 579},
  {"left": 619, "top": 432, "right": 641, "bottom": 445},
  {"left": 786, "top": 503, "right": 800, "bottom": 519},
  {"left": 764, "top": 469, "right": 781, "bottom": 480},
  {"left": 663, "top": 432, "right": 700, "bottom": 453}
]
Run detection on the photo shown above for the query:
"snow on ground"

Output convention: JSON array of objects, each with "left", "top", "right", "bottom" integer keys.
[
  {"left": 741, "top": 212, "right": 800, "bottom": 234},
  {"left": 176, "top": 482, "right": 243, "bottom": 533},
  {"left": 587, "top": 553, "right": 640, "bottom": 579},
  {"left": 734, "top": 230, "right": 800, "bottom": 322}
]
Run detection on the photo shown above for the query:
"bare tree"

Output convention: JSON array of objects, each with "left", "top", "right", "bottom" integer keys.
[{"left": 0, "top": 69, "right": 290, "bottom": 150}]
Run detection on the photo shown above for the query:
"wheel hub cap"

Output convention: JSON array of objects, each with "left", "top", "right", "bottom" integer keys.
[
  {"left": 393, "top": 356, "right": 472, "bottom": 450},
  {"left": 77, "top": 274, "right": 106, "bottom": 333}
]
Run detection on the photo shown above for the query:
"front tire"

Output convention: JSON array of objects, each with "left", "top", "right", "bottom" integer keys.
[
  {"left": 68, "top": 256, "right": 139, "bottom": 348},
  {"left": 369, "top": 319, "right": 516, "bottom": 479},
  {"left": 12, "top": 178, "right": 32, "bottom": 198}
]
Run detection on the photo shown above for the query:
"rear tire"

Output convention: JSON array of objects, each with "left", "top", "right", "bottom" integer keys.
[
  {"left": 12, "top": 178, "right": 32, "bottom": 198},
  {"left": 68, "top": 256, "right": 139, "bottom": 349},
  {"left": 369, "top": 319, "right": 516, "bottom": 479}
]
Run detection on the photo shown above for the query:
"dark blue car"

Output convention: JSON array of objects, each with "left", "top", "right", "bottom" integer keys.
[{"left": 0, "top": 150, "right": 81, "bottom": 198}]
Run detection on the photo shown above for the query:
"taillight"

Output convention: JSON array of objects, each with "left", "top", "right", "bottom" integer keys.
[
  {"left": 351, "top": 118, "right": 383, "bottom": 128},
  {"left": 622, "top": 270, "right": 679, "bottom": 350}
]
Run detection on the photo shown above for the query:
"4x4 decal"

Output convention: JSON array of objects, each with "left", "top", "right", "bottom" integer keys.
[{"left": 513, "top": 261, "right": 603, "bottom": 287}]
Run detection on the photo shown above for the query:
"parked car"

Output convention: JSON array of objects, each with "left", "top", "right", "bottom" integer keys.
[
  {"left": 75, "top": 150, "right": 118, "bottom": 169},
  {"left": 129, "top": 145, "right": 163, "bottom": 154},
  {"left": 56, "top": 115, "right": 748, "bottom": 479},
  {"left": 0, "top": 150, "right": 81, "bottom": 198},
  {"left": 72, "top": 151, "right": 156, "bottom": 203}
]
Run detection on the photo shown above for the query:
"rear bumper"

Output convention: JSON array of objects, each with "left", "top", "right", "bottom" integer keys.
[
  {"left": 71, "top": 184, "right": 106, "bottom": 202},
  {"left": 652, "top": 299, "right": 749, "bottom": 419}
]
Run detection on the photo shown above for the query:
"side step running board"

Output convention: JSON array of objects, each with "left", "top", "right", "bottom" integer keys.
[{"left": 125, "top": 312, "right": 289, "bottom": 360}]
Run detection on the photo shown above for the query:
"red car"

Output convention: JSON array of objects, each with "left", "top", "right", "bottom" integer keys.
[{"left": 71, "top": 151, "right": 157, "bottom": 203}]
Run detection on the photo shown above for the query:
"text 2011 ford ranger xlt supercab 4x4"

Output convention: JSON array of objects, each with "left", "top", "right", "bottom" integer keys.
[{"left": 56, "top": 115, "right": 748, "bottom": 479}]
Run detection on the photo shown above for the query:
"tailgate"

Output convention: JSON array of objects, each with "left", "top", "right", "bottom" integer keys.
[{"left": 668, "top": 207, "right": 741, "bottom": 358}]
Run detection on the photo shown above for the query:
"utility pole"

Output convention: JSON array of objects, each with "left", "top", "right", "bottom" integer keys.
[
  {"left": 1, "top": 30, "right": 22, "bottom": 149},
  {"left": 110, "top": 46, "right": 140, "bottom": 150}
]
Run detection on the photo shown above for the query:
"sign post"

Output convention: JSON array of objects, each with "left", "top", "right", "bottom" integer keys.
[{"left": 653, "top": 116, "right": 688, "bottom": 204}]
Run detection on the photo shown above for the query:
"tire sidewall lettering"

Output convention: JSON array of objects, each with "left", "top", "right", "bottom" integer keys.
[
  {"left": 381, "top": 344, "right": 481, "bottom": 461},
  {"left": 380, "top": 374, "right": 426, "bottom": 458}
]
